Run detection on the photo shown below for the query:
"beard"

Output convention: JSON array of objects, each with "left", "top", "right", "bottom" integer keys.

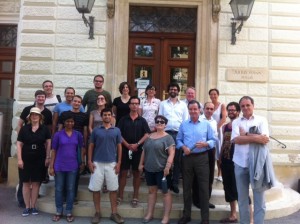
[{"left": 169, "top": 92, "right": 178, "bottom": 98}]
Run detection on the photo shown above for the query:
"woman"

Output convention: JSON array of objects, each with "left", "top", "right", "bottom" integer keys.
[
  {"left": 17, "top": 107, "right": 51, "bottom": 217},
  {"left": 49, "top": 114, "right": 84, "bottom": 222},
  {"left": 112, "top": 82, "right": 131, "bottom": 125},
  {"left": 139, "top": 84, "right": 161, "bottom": 132},
  {"left": 138, "top": 115, "right": 175, "bottom": 224},
  {"left": 88, "top": 93, "right": 115, "bottom": 134},
  {"left": 209, "top": 88, "right": 227, "bottom": 181}
]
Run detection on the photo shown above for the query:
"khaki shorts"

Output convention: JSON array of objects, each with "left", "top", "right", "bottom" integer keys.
[{"left": 88, "top": 162, "right": 118, "bottom": 192}]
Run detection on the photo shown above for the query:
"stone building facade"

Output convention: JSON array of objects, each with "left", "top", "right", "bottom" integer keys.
[{"left": 1, "top": 0, "right": 300, "bottom": 189}]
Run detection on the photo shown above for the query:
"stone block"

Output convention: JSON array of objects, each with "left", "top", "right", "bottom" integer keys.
[
  {"left": 270, "top": 3, "right": 300, "bottom": 15},
  {"left": 247, "top": 83, "right": 268, "bottom": 96},
  {"left": 56, "top": 21, "right": 77, "bottom": 34},
  {"left": 77, "top": 49, "right": 105, "bottom": 62},
  {"left": 218, "top": 40, "right": 227, "bottom": 54},
  {"left": 19, "top": 74, "right": 52, "bottom": 87},
  {"left": 23, "top": 6, "right": 56, "bottom": 19},
  {"left": 271, "top": 56, "right": 300, "bottom": 69},
  {"left": 271, "top": 126, "right": 300, "bottom": 139},
  {"left": 54, "top": 62, "right": 97, "bottom": 75},
  {"left": 271, "top": 16, "right": 300, "bottom": 29},
  {"left": 75, "top": 76, "right": 94, "bottom": 89},
  {"left": 227, "top": 42, "right": 268, "bottom": 55},
  {"left": 271, "top": 30, "right": 300, "bottom": 42},
  {"left": 249, "top": 55, "right": 268, "bottom": 68},
  {"left": 0, "top": 2, "right": 18, "bottom": 13},
  {"left": 269, "top": 84, "right": 300, "bottom": 98},
  {"left": 218, "top": 82, "right": 247, "bottom": 95},
  {"left": 24, "top": 0, "right": 56, "bottom": 6},
  {"left": 269, "top": 98, "right": 300, "bottom": 111},
  {"left": 270, "top": 43, "right": 300, "bottom": 56},
  {"left": 270, "top": 70, "right": 300, "bottom": 84},
  {"left": 20, "top": 47, "right": 53, "bottom": 60},
  {"left": 217, "top": 67, "right": 226, "bottom": 81},
  {"left": 55, "top": 48, "right": 76, "bottom": 61},
  {"left": 56, "top": 7, "right": 79, "bottom": 20},
  {"left": 247, "top": 15, "right": 268, "bottom": 28},
  {"left": 22, "top": 20, "right": 55, "bottom": 33},
  {"left": 51, "top": 75, "right": 76, "bottom": 88},
  {"left": 56, "top": 35, "right": 98, "bottom": 48},
  {"left": 249, "top": 28, "right": 268, "bottom": 41},
  {"left": 19, "top": 61, "right": 53, "bottom": 74},
  {"left": 58, "top": 0, "right": 106, "bottom": 7},
  {"left": 270, "top": 111, "right": 300, "bottom": 125},
  {"left": 219, "top": 54, "right": 247, "bottom": 67},
  {"left": 21, "top": 34, "right": 54, "bottom": 46},
  {"left": 97, "top": 62, "right": 105, "bottom": 75},
  {"left": 98, "top": 35, "right": 106, "bottom": 48}
]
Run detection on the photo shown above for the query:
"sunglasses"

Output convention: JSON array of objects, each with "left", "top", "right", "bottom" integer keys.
[
  {"left": 155, "top": 120, "right": 165, "bottom": 124},
  {"left": 97, "top": 97, "right": 105, "bottom": 100}
]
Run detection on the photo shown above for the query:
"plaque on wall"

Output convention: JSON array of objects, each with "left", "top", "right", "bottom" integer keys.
[{"left": 226, "top": 68, "right": 268, "bottom": 82}]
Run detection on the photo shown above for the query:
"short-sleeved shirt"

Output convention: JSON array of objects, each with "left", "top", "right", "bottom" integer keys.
[
  {"left": 90, "top": 110, "right": 103, "bottom": 129},
  {"left": 117, "top": 115, "right": 150, "bottom": 148},
  {"left": 20, "top": 105, "right": 52, "bottom": 126},
  {"left": 53, "top": 101, "right": 84, "bottom": 116},
  {"left": 52, "top": 130, "right": 83, "bottom": 172},
  {"left": 143, "top": 135, "right": 175, "bottom": 172},
  {"left": 221, "top": 123, "right": 234, "bottom": 164},
  {"left": 82, "top": 89, "right": 112, "bottom": 115},
  {"left": 113, "top": 96, "right": 130, "bottom": 125},
  {"left": 59, "top": 111, "right": 88, "bottom": 134},
  {"left": 90, "top": 126, "right": 122, "bottom": 163},
  {"left": 44, "top": 95, "right": 61, "bottom": 113},
  {"left": 139, "top": 98, "right": 161, "bottom": 131}
]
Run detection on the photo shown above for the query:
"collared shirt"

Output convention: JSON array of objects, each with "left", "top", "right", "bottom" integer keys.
[
  {"left": 231, "top": 114, "right": 269, "bottom": 168},
  {"left": 200, "top": 114, "right": 218, "bottom": 138},
  {"left": 176, "top": 117, "right": 216, "bottom": 154},
  {"left": 159, "top": 98, "right": 189, "bottom": 131}
]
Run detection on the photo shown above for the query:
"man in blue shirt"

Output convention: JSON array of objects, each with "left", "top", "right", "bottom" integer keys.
[
  {"left": 88, "top": 108, "right": 124, "bottom": 224},
  {"left": 176, "top": 100, "right": 216, "bottom": 224}
]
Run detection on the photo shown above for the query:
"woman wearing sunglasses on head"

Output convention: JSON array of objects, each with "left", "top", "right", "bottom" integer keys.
[{"left": 138, "top": 115, "right": 175, "bottom": 224}]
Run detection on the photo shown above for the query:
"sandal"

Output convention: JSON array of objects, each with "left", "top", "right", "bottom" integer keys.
[
  {"left": 66, "top": 214, "right": 74, "bottom": 223},
  {"left": 52, "top": 213, "right": 62, "bottom": 222},
  {"left": 117, "top": 197, "right": 122, "bottom": 206},
  {"left": 131, "top": 198, "right": 139, "bottom": 208}
]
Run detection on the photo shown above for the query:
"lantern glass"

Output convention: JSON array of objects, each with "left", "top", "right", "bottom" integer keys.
[
  {"left": 229, "top": 0, "right": 254, "bottom": 21},
  {"left": 74, "top": 0, "right": 95, "bottom": 14}
]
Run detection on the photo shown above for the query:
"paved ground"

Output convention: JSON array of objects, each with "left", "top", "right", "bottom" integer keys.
[{"left": 1, "top": 183, "right": 300, "bottom": 224}]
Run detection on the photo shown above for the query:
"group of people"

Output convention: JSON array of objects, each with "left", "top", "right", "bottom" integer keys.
[{"left": 16, "top": 75, "right": 276, "bottom": 224}]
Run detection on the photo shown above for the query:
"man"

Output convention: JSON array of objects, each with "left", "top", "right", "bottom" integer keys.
[
  {"left": 42, "top": 80, "right": 61, "bottom": 112},
  {"left": 117, "top": 96, "right": 150, "bottom": 207},
  {"left": 231, "top": 96, "right": 275, "bottom": 224},
  {"left": 82, "top": 74, "right": 112, "bottom": 115},
  {"left": 159, "top": 82, "right": 189, "bottom": 193},
  {"left": 52, "top": 87, "right": 84, "bottom": 134},
  {"left": 88, "top": 108, "right": 124, "bottom": 224},
  {"left": 17, "top": 90, "right": 52, "bottom": 133},
  {"left": 177, "top": 100, "right": 216, "bottom": 224},
  {"left": 219, "top": 102, "right": 241, "bottom": 223},
  {"left": 200, "top": 102, "right": 218, "bottom": 209},
  {"left": 58, "top": 95, "right": 88, "bottom": 202},
  {"left": 16, "top": 90, "right": 53, "bottom": 206},
  {"left": 181, "top": 86, "right": 203, "bottom": 113}
]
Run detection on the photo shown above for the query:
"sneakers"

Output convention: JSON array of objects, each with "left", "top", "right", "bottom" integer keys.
[
  {"left": 91, "top": 212, "right": 101, "bottom": 224},
  {"left": 110, "top": 213, "right": 124, "bottom": 224},
  {"left": 22, "top": 208, "right": 31, "bottom": 217},
  {"left": 31, "top": 208, "right": 39, "bottom": 215}
]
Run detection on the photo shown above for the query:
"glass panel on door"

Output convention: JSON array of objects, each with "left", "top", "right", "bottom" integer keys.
[
  {"left": 135, "top": 45, "right": 154, "bottom": 58},
  {"left": 134, "top": 65, "right": 153, "bottom": 99},
  {"left": 170, "top": 46, "right": 189, "bottom": 59}
]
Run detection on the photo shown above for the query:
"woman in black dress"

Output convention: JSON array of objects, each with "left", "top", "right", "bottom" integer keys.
[
  {"left": 17, "top": 107, "right": 51, "bottom": 217},
  {"left": 112, "top": 82, "right": 131, "bottom": 125}
]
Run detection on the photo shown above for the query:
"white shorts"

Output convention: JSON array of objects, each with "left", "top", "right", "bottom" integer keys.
[{"left": 88, "top": 162, "right": 119, "bottom": 192}]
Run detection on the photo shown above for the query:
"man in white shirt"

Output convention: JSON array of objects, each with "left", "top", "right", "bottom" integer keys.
[
  {"left": 42, "top": 80, "right": 61, "bottom": 113},
  {"left": 200, "top": 102, "right": 218, "bottom": 209},
  {"left": 231, "top": 96, "right": 270, "bottom": 224},
  {"left": 159, "top": 82, "right": 189, "bottom": 193}
]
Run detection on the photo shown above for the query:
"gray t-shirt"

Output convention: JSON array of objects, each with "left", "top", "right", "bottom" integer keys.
[{"left": 143, "top": 134, "right": 175, "bottom": 172}]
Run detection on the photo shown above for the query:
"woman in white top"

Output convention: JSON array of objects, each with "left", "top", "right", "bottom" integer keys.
[
  {"left": 209, "top": 88, "right": 227, "bottom": 181},
  {"left": 139, "top": 85, "right": 161, "bottom": 132}
]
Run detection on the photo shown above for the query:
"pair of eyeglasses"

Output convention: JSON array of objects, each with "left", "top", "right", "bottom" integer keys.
[
  {"left": 97, "top": 97, "right": 105, "bottom": 100},
  {"left": 155, "top": 120, "right": 165, "bottom": 124}
]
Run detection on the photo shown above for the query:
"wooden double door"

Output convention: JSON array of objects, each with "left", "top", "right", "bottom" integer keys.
[{"left": 128, "top": 32, "right": 195, "bottom": 100}]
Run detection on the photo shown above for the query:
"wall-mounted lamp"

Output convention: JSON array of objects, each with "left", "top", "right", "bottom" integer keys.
[
  {"left": 74, "top": 0, "right": 95, "bottom": 39},
  {"left": 229, "top": 0, "right": 255, "bottom": 45}
]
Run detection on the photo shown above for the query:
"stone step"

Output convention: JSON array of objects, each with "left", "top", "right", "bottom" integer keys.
[
  {"left": 37, "top": 187, "right": 300, "bottom": 221},
  {"left": 38, "top": 175, "right": 300, "bottom": 221}
]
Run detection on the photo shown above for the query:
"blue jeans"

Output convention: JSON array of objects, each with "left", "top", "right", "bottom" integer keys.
[
  {"left": 55, "top": 170, "right": 77, "bottom": 214},
  {"left": 234, "top": 163, "right": 266, "bottom": 224}
]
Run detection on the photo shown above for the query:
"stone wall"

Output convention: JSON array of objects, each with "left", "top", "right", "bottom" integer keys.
[
  {"left": 10, "top": 0, "right": 108, "bottom": 156},
  {"left": 218, "top": 0, "right": 300, "bottom": 188}
]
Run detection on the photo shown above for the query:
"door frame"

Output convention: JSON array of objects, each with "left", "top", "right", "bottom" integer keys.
[{"left": 107, "top": 0, "right": 219, "bottom": 103}]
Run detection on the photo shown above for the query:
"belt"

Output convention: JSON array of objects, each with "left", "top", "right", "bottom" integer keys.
[{"left": 187, "top": 151, "right": 208, "bottom": 156}]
